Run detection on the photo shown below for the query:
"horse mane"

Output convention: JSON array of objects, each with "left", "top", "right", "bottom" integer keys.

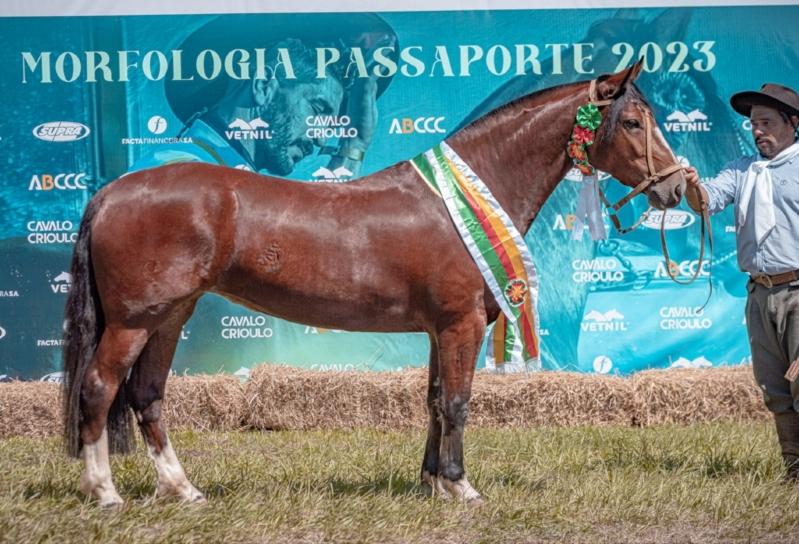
[{"left": 457, "top": 77, "right": 651, "bottom": 143}]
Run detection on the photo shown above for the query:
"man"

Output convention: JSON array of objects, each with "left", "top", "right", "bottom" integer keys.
[
  {"left": 131, "top": 13, "right": 397, "bottom": 179},
  {"left": 685, "top": 83, "right": 799, "bottom": 481}
]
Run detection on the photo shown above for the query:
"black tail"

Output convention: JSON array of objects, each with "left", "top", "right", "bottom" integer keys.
[{"left": 62, "top": 196, "right": 133, "bottom": 457}]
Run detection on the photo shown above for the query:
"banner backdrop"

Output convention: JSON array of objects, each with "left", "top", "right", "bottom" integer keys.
[{"left": 1, "top": 4, "right": 797, "bottom": 379}]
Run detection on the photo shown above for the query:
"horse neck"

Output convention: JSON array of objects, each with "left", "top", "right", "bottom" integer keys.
[{"left": 446, "top": 82, "right": 588, "bottom": 234}]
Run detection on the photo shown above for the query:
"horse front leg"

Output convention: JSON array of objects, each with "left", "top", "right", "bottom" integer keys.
[
  {"left": 429, "top": 311, "right": 486, "bottom": 504},
  {"left": 421, "top": 335, "right": 441, "bottom": 494}
]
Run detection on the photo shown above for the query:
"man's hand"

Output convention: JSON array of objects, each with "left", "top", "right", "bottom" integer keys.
[{"left": 683, "top": 166, "right": 708, "bottom": 213}]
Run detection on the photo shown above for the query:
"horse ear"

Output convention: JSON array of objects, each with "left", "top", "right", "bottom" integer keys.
[{"left": 596, "top": 58, "right": 645, "bottom": 100}]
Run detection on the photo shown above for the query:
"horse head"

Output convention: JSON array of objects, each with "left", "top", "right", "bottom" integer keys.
[{"left": 587, "top": 60, "right": 686, "bottom": 211}]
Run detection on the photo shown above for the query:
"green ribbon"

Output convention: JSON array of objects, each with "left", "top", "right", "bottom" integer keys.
[{"left": 575, "top": 103, "right": 602, "bottom": 131}]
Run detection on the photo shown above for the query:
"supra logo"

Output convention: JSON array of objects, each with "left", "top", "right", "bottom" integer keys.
[
  {"left": 0, "top": 325, "right": 5, "bottom": 340},
  {"left": 226, "top": 118, "right": 272, "bottom": 140},
  {"left": 33, "top": 121, "right": 90, "bottom": 142},
  {"left": 663, "top": 109, "right": 712, "bottom": 132},
  {"left": 312, "top": 166, "right": 353, "bottom": 182},
  {"left": 642, "top": 210, "right": 696, "bottom": 230},
  {"left": 669, "top": 356, "right": 712, "bottom": 369},
  {"left": 655, "top": 259, "right": 710, "bottom": 279},
  {"left": 581, "top": 309, "right": 628, "bottom": 332},
  {"left": 39, "top": 371, "right": 64, "bottom": 383},
  {"left": 147, "top": 115, "right": 168, "bottom": 135},
  {"left": 389, "top": 116, "right": 445, "bottom": 134},
  {"left": 50, "top": 271, "right": 72, "bottom": 294},
  {"left": 29, "top": 173, "right": 87, "bottom": 191}
]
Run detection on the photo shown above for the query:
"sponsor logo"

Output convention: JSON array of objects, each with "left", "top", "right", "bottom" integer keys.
[
  {"left": 669, "top": 356, "right": 712, "bottom": 369},
  {"left": 655, "top": 259, "right": 710, "bottom": 279},
  {"left": 571, "top": 258, "right": 624, "bottom": 284},
  {"left": 33, "top": 121, "right": 90, "bottom": 142},
  {"left": 0, "top": 290, "right": 19, "bottom": 298},
  {"left": 305, "top": 115, "right": 358, "bottom": 140},
  {"left": 310, "top": 363, "right": 357, "bottom": 371},
  {"left": 0, "top": 326, "right": 5, "bottom": 340},
  {"left": 538, "top": 328, "right": 550, "bottom": 337},
  {"left": 725, "top": 225, "right": 736, "bottom": 233},
  {"left": 581, "top": 309, "right": 628, "bottom": 332},
  {"left": 641, "top": 209, "right": 696, "bottom": 230},
  {"left": 593, "top": 355, "right": 613, "bottom": 374},
  {"left": 304, "top": 326, "right": 343, "bottom": 334},
  {"left": 29, "top": 173, "right": 87, "bottom": 191},
  {"left": 37, "top": 339, "right": 65, "bottom": 347},
  {"left": 742, "top": 119, "right": 752, "bottom": 131},
  {"left": 26, "top": 220, "right": 77, "bottom": 244},
  {"left": 553, "top": 214, "right": 586, "bottom": 232},
  {"left": 39, "top": 371, "right": 64, "bottom": 383},
  {"left": 563, "top": 168, "right": 611, "bottom": 182},
  {"left": 663, "top": 109, "right": 712, "bottom": 132},
  {"left": 389, "top": 116, "right": 446, "bottom": 135},
  {"left": 659, "top": 306, "right": 712, "bottom": 330},
  {"left": 49, "top": 271, "right": 72, "bottom": 294},
  {"left": 220, "top": 315, "right": 273, "bottom": 339},
  {"left": 225, "top": 118, "right": 272, "bottom": 140},
  {"left": 311, "top": 166, "right": 353, "bottom": 182},
  {"left": 147, "top": 115, "right": 168, "bottom": 135}
]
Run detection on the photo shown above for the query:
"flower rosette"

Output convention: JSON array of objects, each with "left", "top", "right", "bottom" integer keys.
[{"left": 567, "top": 103, "right": 603, "bottom": 176}]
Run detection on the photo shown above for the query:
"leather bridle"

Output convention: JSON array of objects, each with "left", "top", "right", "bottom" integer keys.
[{"left": 581, "top": 79, "right": 714, "bottom": 294}]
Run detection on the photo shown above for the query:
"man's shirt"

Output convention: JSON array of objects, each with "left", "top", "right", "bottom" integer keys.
[{"left": 703, "top": 153, "right": 799, "bottom": 275}]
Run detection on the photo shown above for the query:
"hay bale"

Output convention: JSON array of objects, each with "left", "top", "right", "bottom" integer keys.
[
  {"left": 469, "top": 372, "right": 635, "bottom": 427},
  {"left": 630, "top": 365, "right": 770, "bottom": 425},
  {"left": 245, "top": 365, "right": 428, "bottom": 430},
  {"left": 0, "top": 381, "right": 60, "bottom": 438},
  {"left": 163, "top": 374, "right": 248, "bottom": 431}
]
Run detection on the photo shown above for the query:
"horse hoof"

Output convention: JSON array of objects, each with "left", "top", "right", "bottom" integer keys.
[{"left": 98, "top": 495, "right": 124, "bottom": 509}]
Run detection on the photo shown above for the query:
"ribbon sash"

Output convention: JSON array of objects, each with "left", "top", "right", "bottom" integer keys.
[{"left": 411, "top": 142, "right": 540, "bottom": 371}]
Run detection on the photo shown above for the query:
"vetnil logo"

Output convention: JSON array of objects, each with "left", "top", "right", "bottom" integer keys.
[{"left": 663, "top": 109, "right": 711, "bottom": 133}]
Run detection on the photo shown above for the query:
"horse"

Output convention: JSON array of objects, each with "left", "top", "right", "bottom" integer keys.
[{"left": 62, "top": 59, "right": 686, "bottom": 507}]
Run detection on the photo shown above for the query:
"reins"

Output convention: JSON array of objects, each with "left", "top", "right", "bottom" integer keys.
[{"left": 577, "top": 79, "right": 714, "bottom": 305}]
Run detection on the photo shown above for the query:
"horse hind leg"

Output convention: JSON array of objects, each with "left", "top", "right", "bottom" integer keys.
[
  {"left": 428, "top": 311, "right": 486, "bottom": 504},
  {"left": 79, "top": 326, "right": 149, "bottom": 507},
  {"left": 127, "top": 304, "right": 205, "bottom": 504}
]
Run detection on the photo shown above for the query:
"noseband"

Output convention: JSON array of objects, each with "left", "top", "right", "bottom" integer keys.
[{"left": 573, "top": 79, "right": 714, "bottom": 295}]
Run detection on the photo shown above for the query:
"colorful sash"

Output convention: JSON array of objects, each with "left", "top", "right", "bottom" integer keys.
[{"left": 410, "top": 142, "right": 540, "bottom": 372}]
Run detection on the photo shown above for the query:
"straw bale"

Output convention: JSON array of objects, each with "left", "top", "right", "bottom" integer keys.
[
  {"left": 0, "top": 381, "right": 60, "bottom": 437},
  {"left": 630, "top": 365, "right": 770, "bottom": 425},
  {"left": 244, "top": 365, "right": 428, "bottom": 430},
  {"left": 162, "top": 374, "right": 248, "bottom": 431},
  {"left": 469, "top": 371, "right": 635, "bottom": 427}
]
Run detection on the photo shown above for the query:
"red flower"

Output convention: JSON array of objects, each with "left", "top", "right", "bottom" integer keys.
[
  {"left": 577, "top": 162, "right": 595, "bottom": 176},
  {"left": 572, "top": 126, "right": 595, "bottom": 145}
]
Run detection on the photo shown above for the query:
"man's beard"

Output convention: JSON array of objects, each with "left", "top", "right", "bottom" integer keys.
[{"left": 256, "top": 110, "right": 299, "bottom": 176}]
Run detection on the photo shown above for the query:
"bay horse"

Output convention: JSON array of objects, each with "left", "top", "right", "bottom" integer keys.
[{"left": 63, "top": 60, "right": 685, "bottom": 507}]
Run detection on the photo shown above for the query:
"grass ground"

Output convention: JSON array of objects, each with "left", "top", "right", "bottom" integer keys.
[{"left": 1, "top": 422, "right": 798, "bottom": 543}]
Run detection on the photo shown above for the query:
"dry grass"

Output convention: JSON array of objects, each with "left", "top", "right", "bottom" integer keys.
[{"left": 0, "top": 365, "right": 771, "bottom": 438}]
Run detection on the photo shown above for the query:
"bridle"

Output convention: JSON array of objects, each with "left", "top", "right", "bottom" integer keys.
[{"left": 579, "top": 79, "right": 714, "bottom": 296}]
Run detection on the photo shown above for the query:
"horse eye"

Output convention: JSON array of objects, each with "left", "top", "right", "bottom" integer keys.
[{"left": 623, "top": 119, "right": 641, "bottom": 130}]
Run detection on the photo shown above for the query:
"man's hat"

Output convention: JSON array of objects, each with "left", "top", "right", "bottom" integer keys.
[
  {"left": 730, "top": 83, "right": 799, "bottom": 117},
  {"left": 164, "top": 13, "right": 398, "bottom": 122}
]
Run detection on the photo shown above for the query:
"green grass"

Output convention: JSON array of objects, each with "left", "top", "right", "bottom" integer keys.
[{"left": 1, "top": 423, "right": 798, "bottom": 543}]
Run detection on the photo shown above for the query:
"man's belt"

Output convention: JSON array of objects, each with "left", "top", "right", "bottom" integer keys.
[{"left": 750, "top": 270, "right": 799, "bottom": 288}]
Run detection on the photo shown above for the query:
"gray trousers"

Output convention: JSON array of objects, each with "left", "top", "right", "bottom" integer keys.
[{"left": 746, "top": 280, "right": 799, "bottom": 414}]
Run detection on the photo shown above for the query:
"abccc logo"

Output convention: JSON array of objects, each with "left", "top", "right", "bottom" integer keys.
[{"left": 389, "top": 117, "right": 445, "bottom": 134}]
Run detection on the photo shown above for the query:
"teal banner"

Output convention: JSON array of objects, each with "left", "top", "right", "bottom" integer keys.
[{"left": 1, "top": 5, "right": 796, "bottom": 379}]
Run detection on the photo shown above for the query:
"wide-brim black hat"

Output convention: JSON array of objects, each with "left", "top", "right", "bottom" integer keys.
[
  {"left": 164, "top": 13, "right": 398, "bottom": 122},
  {"left": 730, "top": 83, "right": 799, "bottom": 117}
]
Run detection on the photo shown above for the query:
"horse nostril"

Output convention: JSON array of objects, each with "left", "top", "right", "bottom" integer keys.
[{"left": 674, "top": 183, "right": 684, "bottom": 199}]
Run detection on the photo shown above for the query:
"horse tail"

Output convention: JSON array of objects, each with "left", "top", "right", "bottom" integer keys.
[{"left": 62, "top": 194, "right": 133, "bottom": 457}]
